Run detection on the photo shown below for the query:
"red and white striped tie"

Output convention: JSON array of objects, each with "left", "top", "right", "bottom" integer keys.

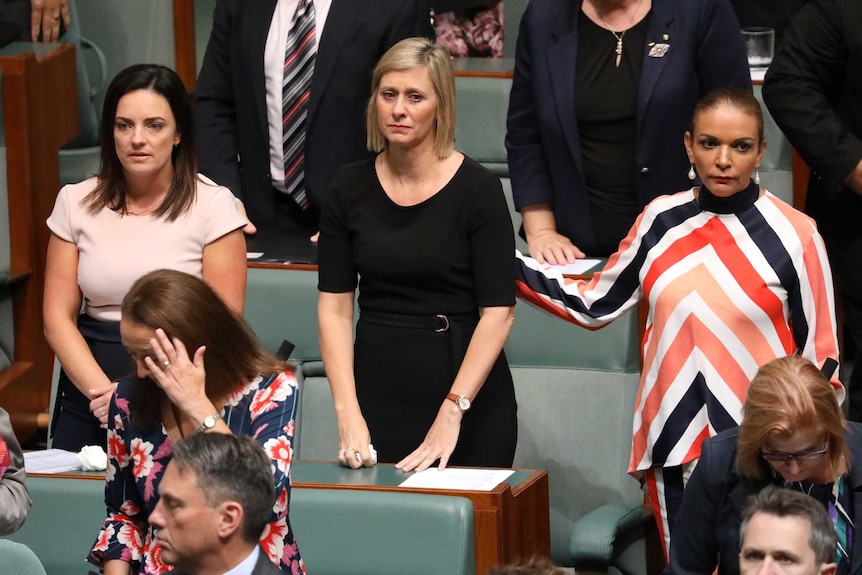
[{"left": 281, "top": 0, "right": 316, "bottom": 210}]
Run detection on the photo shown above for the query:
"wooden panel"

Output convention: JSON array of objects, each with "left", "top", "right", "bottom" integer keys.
[
  {"left": 0, "top": 44, "right": 79, "bottom": 442},
  {"left": 173, "top": 0, "right": 197, "bottom": 92},
  {"left": 791, "top": 147, "right": 810, "bottom": 211}
]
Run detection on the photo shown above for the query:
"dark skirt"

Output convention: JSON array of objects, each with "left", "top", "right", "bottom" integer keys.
[
  {"left": 51, "top": 315, "right": 133, "bottom": 451},
  {"left": 354, "top": 311, "right": 517, "bottom": 466}
]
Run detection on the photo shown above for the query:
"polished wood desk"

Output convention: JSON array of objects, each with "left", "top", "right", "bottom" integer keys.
[
  {"left": 293, "top": 461, "right": 550, "bottom": 575},
  {"left": 0, "top": 42, "right": 78, "bottom": 441}
]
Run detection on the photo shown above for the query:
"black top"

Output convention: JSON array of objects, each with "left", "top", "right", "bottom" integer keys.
[
  {"left": 318, "top": 155, "right": 515, "bottom": 315},
  {"left": 576, "top": 11, "right": 647, "bottom": 256}
]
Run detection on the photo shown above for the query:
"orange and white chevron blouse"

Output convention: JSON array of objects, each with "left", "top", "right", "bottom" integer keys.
[{"left": 515, "top": 188, "right": 843, "bottom": 473}]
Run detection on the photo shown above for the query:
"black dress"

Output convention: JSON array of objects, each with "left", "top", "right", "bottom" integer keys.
[{"left": 318, "top": 155, "right": 517, "bottom": 466}]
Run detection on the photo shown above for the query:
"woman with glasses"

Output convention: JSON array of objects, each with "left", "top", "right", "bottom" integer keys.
[{"left": 668, "top": 355, "right": 858, "bottom": 575}]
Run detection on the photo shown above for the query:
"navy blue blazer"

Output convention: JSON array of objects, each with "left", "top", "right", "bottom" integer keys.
[
  {"left": 668, "top": 423, "right": 862, "bottom": 575},
  {"left": 194, "top": 0, "right": 432, "bottom": 230},
  {"left": 505, "top": 0, "right": 751, "bottom": 255}
]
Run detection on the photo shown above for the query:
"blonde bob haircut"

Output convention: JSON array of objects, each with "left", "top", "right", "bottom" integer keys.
[
  {"left": 736, "top": 355, "right": 848, "bottom": 480},
  {"left": 366, "top": 37, "right": 456, "bottom": 159}
]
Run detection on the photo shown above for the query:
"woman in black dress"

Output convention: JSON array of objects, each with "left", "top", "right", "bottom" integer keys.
[{"left": 317, "top": 37, "right": 517, "bottom": 471}]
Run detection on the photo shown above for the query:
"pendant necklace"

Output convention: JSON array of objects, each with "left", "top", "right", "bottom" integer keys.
[
  {"left": 593, "top": 0, "right": 644, "bottom": 67},
  {"left": 795, "top": 481, "right": 814, "bottom": 496},
  {"left": 124, "top": 194, "right": 163, "bottom": 216}
]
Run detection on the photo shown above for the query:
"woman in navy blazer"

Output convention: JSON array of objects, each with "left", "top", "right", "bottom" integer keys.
[
  {"left": 505, "top": 0, "right": 751, "bottom": 263},
  {"left": 669, "top": 356, "right": 861, "bottom": 575}
]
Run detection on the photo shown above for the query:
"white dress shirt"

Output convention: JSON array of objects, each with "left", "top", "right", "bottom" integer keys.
[{"left": 265, "top": 0, "right": 333, "bottom": 188}]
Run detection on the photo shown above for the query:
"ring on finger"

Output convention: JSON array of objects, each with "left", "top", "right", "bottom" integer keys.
[
  {"left": 100, "top": 406, "right": 106, "bottom": 417},
  {"left": 162, "top": 360, "right": 171, "bottom": 369}
]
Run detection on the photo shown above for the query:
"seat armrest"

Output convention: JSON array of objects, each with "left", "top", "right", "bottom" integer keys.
[{"left": 569, "top": 503, "right": 650, "bottom": 570}]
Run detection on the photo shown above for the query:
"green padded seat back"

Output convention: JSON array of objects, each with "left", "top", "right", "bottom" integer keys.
[
  {"left": 510, "top": 367, "right": 642, "bottom": 564},
  {"left": 0, "top": 540, "right": 48, "bottom": 575},
  {"left": 4, "top": 476, "right": 105, "bottom": 575},
  {"left": 8, "top": 477, "right": 475, "bottom": 575},
  {"left": 290, "top": 488, "right": 476, "bottom": 575},
  {"left": 506, "top": 299, "right": 641, "bottom": 372},
  {"left": 454, "top": 75, "right": 510, "bottom": 171},
  {"left": 244, "top": 268, "right": 322, "bottom": 362}
]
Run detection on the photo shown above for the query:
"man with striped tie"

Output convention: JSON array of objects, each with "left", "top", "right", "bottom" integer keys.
[{"left": 195, "top": 0, "right": 434, "bottom": 237}]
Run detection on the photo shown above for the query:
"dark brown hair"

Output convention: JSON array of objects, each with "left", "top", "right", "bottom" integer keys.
[
  {"left": 691, "top": 87, "right": 765, "bottom": 143},
  {"left": 122, "top": 269, "right": 288, "bottom": 428},
  {"left": 85, "top": 63, "right": 198, "bottom": 221}
]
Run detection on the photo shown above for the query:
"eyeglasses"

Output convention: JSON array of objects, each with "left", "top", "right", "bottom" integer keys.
[{"left": 760, "top": 442, "right": 829, "bottom": 462}]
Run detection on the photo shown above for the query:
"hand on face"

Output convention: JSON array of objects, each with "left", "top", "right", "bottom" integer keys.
[{"left": 142, "top": 329, "right": 209, "bottom": 418}]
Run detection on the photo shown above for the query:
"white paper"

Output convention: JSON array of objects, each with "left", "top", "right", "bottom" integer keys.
[
  {"left": 246, "top": 252, "right": 265, "bottom": 259},
  {"left": 540, "top": 258, "right": 602, "bottom": 276},
  {"left": 24, "top": 449, "right": 82, "bottom": 474},
  {"left": 399, "top": 468, "right": 515, "bottom": 491}
]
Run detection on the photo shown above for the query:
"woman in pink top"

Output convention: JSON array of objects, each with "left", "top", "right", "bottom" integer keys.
[{"left": 43, "top": 64, "right": 247, "bottom": 452}]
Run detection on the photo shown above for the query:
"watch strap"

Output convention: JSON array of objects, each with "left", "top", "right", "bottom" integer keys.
[
  {"left": 196, "top": 412, "right": 222, "bottom": 434},
  {"left": 445, "top": 392, "right": 471, "bottom": 412}
]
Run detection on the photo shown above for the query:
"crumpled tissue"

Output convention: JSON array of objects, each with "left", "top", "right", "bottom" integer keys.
[{"left": 77, "top": 445, "right": 108, "bottom": 471}]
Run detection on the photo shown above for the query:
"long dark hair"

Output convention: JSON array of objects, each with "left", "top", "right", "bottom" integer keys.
[
  {"left": 85, "top": 64, "right": 197, "bottom": 221},
  {"left": 122, "top": 269, "right": 289, "bottom": 428}
]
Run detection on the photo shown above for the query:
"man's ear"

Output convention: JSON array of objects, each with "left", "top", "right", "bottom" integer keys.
[
  {"left": 217, "top": 501, "right": 244, "bottom": 539},
  {"left": 818, "top": 562, "right": 837, "bottom": 575}
]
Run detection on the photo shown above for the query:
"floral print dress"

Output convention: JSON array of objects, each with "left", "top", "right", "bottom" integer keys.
[{"left": 88, "top": 371, "right": 304, "bottom": 574}]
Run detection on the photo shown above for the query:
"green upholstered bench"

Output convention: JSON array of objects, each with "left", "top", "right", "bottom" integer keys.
[{"left": 3, "top": 475, "right": 475, "bottom": 575}]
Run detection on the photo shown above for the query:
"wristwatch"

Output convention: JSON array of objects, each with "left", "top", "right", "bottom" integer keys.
[
  {"left": 446, "top": 393, "right": 472, "bottom": 412},
  {"left": 196, "top": 412, "right": 222, "bottom": 433}
]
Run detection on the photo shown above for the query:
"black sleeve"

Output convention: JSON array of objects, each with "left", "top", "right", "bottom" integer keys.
[
  {"left": 467, "top": 163, "right": 516, "bottom": 308},
  {"left": 762, "top": 0, "right": 862, "bottom": 196},
  {"left": 317, "top": 166, "right": 360, "bottom": 294},
  {"left": 194, "top": 0, "right": 243, "bottom": 200}
]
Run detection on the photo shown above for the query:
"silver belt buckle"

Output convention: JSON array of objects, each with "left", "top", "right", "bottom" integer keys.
[{"left": 435, "top": 314, "right": 450, "bottom": 332}]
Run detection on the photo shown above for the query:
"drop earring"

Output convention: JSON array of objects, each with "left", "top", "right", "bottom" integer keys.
[
  {"left": 687, "top": 164, "right": 696, "bottom": 181},
  {"left": 754, "top": 169, "right": 760, "bottom": 185}
]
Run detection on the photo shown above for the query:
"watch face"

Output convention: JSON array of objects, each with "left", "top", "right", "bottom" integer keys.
[
  {"left": 204, "top": 415, "right": 216, "bottom": 428},
  {"left": 458, "top": 397, "right": 471, "bottom": 411}
]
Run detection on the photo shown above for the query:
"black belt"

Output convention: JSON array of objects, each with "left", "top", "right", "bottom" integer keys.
[{"left": 359, "top": 310, "right": 479, "bottom": 380}]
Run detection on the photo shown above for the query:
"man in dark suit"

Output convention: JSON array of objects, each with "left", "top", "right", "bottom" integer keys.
[
  {"left": 763, "top": 0, "right": 862, "bottom": 421},
  {"left": 149, "top": 433, "right": 286, "bottom": 575},
  {"left": 194, "top": 0, "right": 433, "bottom": 236}
]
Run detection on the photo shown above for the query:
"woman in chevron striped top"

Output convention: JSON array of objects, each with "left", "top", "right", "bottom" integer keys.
[{"left": 514, "top": 88, "right": 842, "bottom": 556}]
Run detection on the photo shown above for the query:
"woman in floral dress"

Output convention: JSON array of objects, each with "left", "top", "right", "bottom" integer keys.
[{"left": 88, "top": 269, "right": 303, "bottom": 575}]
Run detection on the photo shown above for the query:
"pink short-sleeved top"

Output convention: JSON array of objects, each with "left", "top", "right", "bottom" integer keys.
[{"left": 47, "top": 175, "right": 246, "bottom": 322}]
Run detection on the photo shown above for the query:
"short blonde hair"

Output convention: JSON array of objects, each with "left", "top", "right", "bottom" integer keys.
[
  {"left": 736, "top": 355, "right": 847, "bottom": 480},
  {"left": 366, "top": 37, "right": 456, "bottom": 159}
]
